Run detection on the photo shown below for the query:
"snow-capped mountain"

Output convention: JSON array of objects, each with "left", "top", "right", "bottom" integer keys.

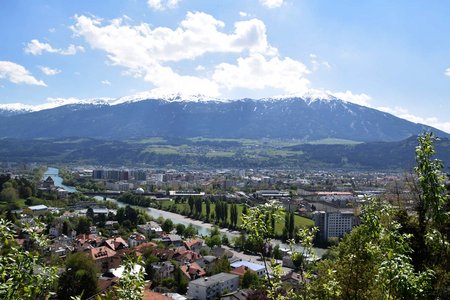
[{"left": 0, "top": 96, "right": 447, "bottom": 142}]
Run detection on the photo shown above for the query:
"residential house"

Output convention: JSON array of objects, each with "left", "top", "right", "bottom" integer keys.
[
  {"left": 151, "top": 261, "right": 175, "bottom": 282},
  {"left": 128, "top": 233, "right": 147, "bottom": 248},
  {"left": 184, "top": 239, "right": 203, "bottom": 253},
  {"left": 138, "top": 221, "right": 163, "bottom": 237},
  {"left": 88, "top": 246, "right": 117, "bottom": 272},
  {"left": 102, "top": 237, "right": 129, "bottom": 251},
  {"left": 180, "top": 262, "right": 206, "bottom": 280}
]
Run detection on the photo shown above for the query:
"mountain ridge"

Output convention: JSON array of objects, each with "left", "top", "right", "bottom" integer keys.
[{"left": 0, "top": 96, "right": 447, "bottom": 142}]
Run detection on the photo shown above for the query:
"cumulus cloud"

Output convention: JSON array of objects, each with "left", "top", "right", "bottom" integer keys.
[
  {"left": 38, "top": 66, "right": 61, "bottom": 76},
  {"left": 24, "top": 39, "right": 84, "bottom": 55},
  {"left": 147, "top": 0, "right": 181, "bottom": 10},
  {"left": 260, "top": 0, "right": 283, "bottom": 8},
  {"left": 71, "top": 12, "right": 275, "bottom": 62},
  {"left": 378, "top": 106, "right": 450, "bottom": 133},
  {"left": 239, "top": 11, "right": 248, "bottom": 17},
  {"left": 70, "top": 12, "right": 280, "bottom": 95},
  {"left": 0, "top": 61, "right": 46, "bottom": 86},
  {"left": 445, "top": 68, "right": 450, "bottom": 77},
  {"left": 213, "top": 53, "right": 310, "bottom": 93},
  {"left": 331, "top": 90, "right": 371, "bottom": 107},
  {"left": 101, "top": 80, "right": 111, "bottom": 85}
]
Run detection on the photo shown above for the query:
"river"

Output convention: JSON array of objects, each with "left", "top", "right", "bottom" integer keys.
[{"left": 43, "top": 167, "right": 77, "bottom": 193}]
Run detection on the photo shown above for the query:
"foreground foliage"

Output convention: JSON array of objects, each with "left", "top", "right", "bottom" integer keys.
[{"left": 0, "top": 219, "right": 58, "bottom": 300}]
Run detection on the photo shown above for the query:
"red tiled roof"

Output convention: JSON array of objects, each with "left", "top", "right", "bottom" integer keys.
[
  {"left": 88, "top": 246, "right": 116, "bottom": 260},
  {"left": 180, "top": 262, "right": 206, "bottom": 280},
  {"left": 230, "top": 265, "right": 249, "bottom": 277},
  {"left": 143, "top": 291, "right": 171, "bottom": 300},
  {"left": 103, "top": 237, "right": 129, "bottom": 251},
  {"left": 184, "top": 239, "right": 202, "bottom": 250}
]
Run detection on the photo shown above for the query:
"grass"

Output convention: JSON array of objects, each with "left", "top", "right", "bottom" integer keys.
[
  {"left": 158, "top": 200, "right": 314, "bottom": 235},
  {"left": 205, "top": 151, "right": 236, "bottom": 158},
  {"left": 307, "top": 138, "right": 361, "bottom": 145}
]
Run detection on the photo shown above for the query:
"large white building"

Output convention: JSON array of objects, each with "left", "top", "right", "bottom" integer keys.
[
  {"left": 187, "top": 272, "right": 240, "bottom": 300},
  {"left": 312, "top": 211, "right": 356, "bottom": 242}
]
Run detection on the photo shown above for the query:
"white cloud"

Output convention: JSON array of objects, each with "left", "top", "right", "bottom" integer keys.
[
  {"left": 38, "top": 66, "right": 61, "bottom": 76},
  {"left": 331, "top": 90, "right": 371, "bottom": 107},
  {"left": 239, "top": 11, "right": 248, "bottom": 17},
  {"left": 213, "top": 53, "right": 310, "bottom": 94},
  {"left": 24, "top": 39, "right": 84, "bottom": 56},
  {"left": 72, "top": 12, "right": 276, "bottom": 63},
  {"left": 0, "top": 61, "right": 46, "bottom": 86},
  {"left": 147, "top": 0, "right": 181, "bottom": 10},
  {"left": 71, "top": 12, "right": 279, "bottom": 96},
  {"left": 445, "top": 68, "right": 450, "bottom": 77},
  {"left": 101, "top": 80, "right": 111, "bottom": 85},
  {"left": 260, "top": 0, "right": 283, "bottom": 9},
  {"left": 378, "top": 106, "right": 450, "bottom": 133}
]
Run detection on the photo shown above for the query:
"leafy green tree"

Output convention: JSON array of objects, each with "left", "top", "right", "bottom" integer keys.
[
  {"left": 188, "top": 197, "right": 195, "bottom": 214},
  {"left": 162, "top": 219, "right": 174, "bottom": 233},
  {"left": 114, "top": 255, "right": 145, "bottom": 300},
  {"left": 0, "top": 219, "right": 58, "bottom": 300},
  {"left": 173, "top": 267, "right": 188, "bottom": 294},
  {"left": 76, "top": 216, "right": 91, "bottom": 234},
  {"left": 211, "top": 255, "right": 231, "bottom": 275},
  {"left": 205, "top": 198, "right": 211, "bottom": 220},
  {"left": 243, "top": 270, "right": 260, "bottom": 289},
  {"left": 183, "top": 224, "right": 198, "bottom": 238},
  {"left": 176, "top": 223, "right": 186, "bottom": 236},
  {"left": 241, "top": 200, "right": 284, "bottom": 296},
  {"left": 0, "top": 187, "right": 18, "bottom": 203},
  {"left": 57, "top": 252, "right": 98, "bottom": 299},
  {"left": 206, "top": 234, "right": 222, "bottom": 248}
]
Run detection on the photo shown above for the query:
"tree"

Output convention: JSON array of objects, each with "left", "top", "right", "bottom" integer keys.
[
  {"left": 310, "top": 199, "right": 434, "bottom": 300},
  {"left": 162, "top": 219, "right": 174, "bottom": 233},
  {"left": 0, "top": 219, "right": 58, "bottom": 300},
  {"left": 173, "top": 267, "right": 188, "bottom": 294},
  {"left": 194, "top": 197, "right": 202, "bottom": 217},
  {"left": 176, "top": 223, "right": 186, "bottom": 236},
  {"left": 76, "top": 216, "right": 91, "bottom": 234},
  {"left": 86, "top": 207, "right": 94, "bottom": 220},
  {"left": 114, "top": 255, "right": 145, "bottom": 300},
  {"left": 289, "top": 212, "right": 295, "bottom": 240},
  {"left": 205, "top": 198, "right": 211, "bottom": 220},
  {"left": 206, "top": 234, "right": 222, "bottom": 248},
  {"left": 211, "top": 255, "right": 231, "bottom": 275},
  {"left": 241, "top": 200, "right": 284, "bottom": 295},
  {"left": 243, "top": 270, "right": 260, "bottom": 288},
  {"left": 188, "top": 196, "right": 195, "bottom": 214},
  {"left": 0, "top": 187, "right": 18, "bottom": 203},
  {"left": 57, "top": 253, "right": 98, "bottom": 299},
  {"left": 183, "top": 224, "right": 198, "bottom": 238}
]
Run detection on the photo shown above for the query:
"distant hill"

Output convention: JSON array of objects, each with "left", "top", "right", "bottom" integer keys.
[
  {"left": 0, "top": 96, "right": 447, "bottom": 142},
  {"left": 1, "top": 136, "right": 449, "bottom": 170}
]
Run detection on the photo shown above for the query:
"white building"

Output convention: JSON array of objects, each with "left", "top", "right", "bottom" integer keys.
[
  {"left": 312, "top": 211, "right": 356, "bottom": 242},
  {"left": 230, "top": 260, "right": 265, "bottom": 277},
  {"left": 187, "top": 272, "right": 240, "bottom": 300}
]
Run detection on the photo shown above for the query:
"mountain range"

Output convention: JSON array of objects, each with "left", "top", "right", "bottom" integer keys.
[{"left": 0, "top": 95, "right": 447, "bottom": 142}]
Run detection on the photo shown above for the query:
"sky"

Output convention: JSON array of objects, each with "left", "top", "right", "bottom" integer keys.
[{"left": 1, "top": 0, "right": 450, "bottom": 132}]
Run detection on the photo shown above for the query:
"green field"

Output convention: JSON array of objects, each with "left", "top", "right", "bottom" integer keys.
[{"left": 159, "top": 200, "right": 313, "bottom": 235}]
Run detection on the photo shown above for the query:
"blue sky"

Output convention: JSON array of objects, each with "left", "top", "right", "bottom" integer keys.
[{"left": 1, "top": 0, "right": 450, "bottom": 132}]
